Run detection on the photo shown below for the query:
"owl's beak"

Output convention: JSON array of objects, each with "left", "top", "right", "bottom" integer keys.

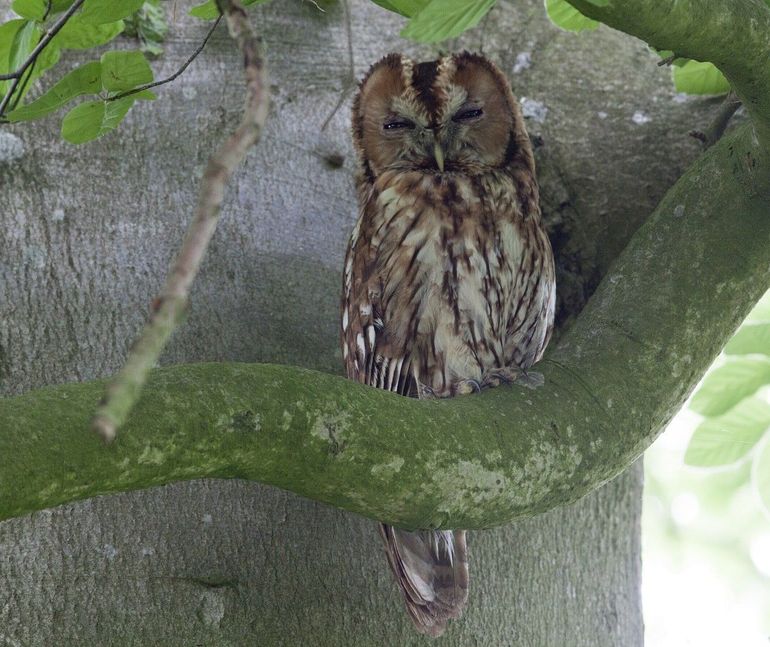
[{"left": 433, "top": 141, "right": 445, "bottom": 172}]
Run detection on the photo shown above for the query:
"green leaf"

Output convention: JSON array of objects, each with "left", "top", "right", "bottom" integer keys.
[
  {"left": 0, "top": 20, "right": 38, "bottom": 99},
  {"left": 0, "top": 19, "right": 27, "bottom": 96},
  {"left": 60, "top": 95, "right": 140, "bottom": 144},
  {"left": 11, "top": 0, "right": 47, "bottom": 21},
  {"left": 53, "top": 16, "right": 124, "bottom": 49},
  {"left": 673, "top": 60, "right": 730, "bottom": 95},
  {"left": 189, "top": 0, "right": 271, "bottom": 20},
  {"left": 747, "top": 290, "right": 770, "bottom": 322},
  {"left": 79, "top": 0, "right": 144, "bottom": 24},
  {"left": 753, "top": 436, "right": 770, "bottom": 517},
  {"left": 544, "top": 0, "right": 599, "bottom": 32},
  {"left": 7, "top": 61, "right": 102, "bottom": 122},
  {"left": 690, "top": 359, "right": 770, "bottom": 417},
  {"left": 51, "top": 0, "right": 76, "bottom": 11},
  {"left": 9, "top": 21, "right": 38, "bottom": 71},
  {"left": 123, "top": 0, "right": 168, "bottom": 57},
  {"left": 724, "top": 324, "right": 770, "bottom": 356},
  {"left": 370, "top": 0, "right": 430, "bottom": 16},
  {"left": 100, "top": 50, "right": 152, "bottom": 92},
  {"left": 582, "top": 0, "right": 608, "bottom": 5},
  {"left": 685, "top": 398, "right": 770, "bottom": 467},
  {"left": 401, "top": 0, "right": 496, "bottom": 43}
]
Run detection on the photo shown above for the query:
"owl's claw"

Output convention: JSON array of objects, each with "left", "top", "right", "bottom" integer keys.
[
  {"left": 452, "top": 379, "right": 481, "bottom": 396},
  {"left": 480, "top": 367, "right": 523, "bottom": 389},
  {"left": 417, "top": 382, "right": 438, "bottom": 400},
  {"left": 479, "top": 367, "right": 545, "bottom": 390}
]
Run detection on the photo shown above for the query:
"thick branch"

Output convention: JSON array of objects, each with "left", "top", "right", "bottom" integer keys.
[
  {"left": 91, "top": 0, "right": 269, "bottom": 442},
  {"left": 565, "top": 0, "right": 770, "bottom": 159},
  {"left": 2, "top": 125, "right": 768, "bottom": 529}
]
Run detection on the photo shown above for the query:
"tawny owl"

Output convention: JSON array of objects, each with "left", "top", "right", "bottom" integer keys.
[{"left": 341, "top": 52, "right": 556, "bottom": 636}]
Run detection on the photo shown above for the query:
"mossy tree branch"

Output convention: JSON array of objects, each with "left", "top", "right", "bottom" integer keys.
[{"left": 2, "top": 124, "right": 768, "bottom": 529}]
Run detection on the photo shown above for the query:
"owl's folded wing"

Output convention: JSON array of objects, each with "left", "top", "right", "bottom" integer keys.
[{"left": 341, "top": 220, "right": 414, "bottom": 397}]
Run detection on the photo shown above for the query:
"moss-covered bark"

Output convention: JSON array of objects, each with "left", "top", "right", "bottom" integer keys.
[
  {"left": 2, "top": 124, "right": 767, "bottom": 529},
  {"left": 566, "top": 0, "right": 770, "bottom": 158}
]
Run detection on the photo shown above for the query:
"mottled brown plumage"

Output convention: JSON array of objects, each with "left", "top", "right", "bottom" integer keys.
[{"left": 341, "top": 52, "right": 555, "bottom": 636}]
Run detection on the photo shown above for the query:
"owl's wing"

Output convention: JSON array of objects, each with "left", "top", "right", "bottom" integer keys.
[{"left": 341, "top": 215, "right": 415, "bottom": 396}]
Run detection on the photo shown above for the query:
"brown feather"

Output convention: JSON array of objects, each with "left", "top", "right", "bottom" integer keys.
[{"left": 342, "top": 52, "right": 555, "bottom": 636}]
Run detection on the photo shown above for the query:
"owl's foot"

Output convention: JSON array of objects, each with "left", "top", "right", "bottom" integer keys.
[
  {"left": 417, "top": 382, "right": 438, "bottom": 400},
  {"left": 480, "top": 367, "right": 545, "bottom": 390},
  {"left": 480, "top": 367, "right": 522, "bottom": 389},
  {"left": 451, "top": 379, "right": 481, "bottom": 396}
]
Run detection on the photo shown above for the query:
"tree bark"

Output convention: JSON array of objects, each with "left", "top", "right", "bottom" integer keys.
[{"left": 0, "top": 0, "right": 742, "bottom": 642}]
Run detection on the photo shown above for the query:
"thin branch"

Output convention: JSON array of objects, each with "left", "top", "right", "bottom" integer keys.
[
  {"left": 689, "top": 90, "right": 742, "bottom": 149},
  {"left": 321, "top": 0, "right": 354, "bottom": 131},
  {"left": 657, "top": 54, "right": 677, "bottom": 67},
  {"left": 7, "top": 57, "right": 38, "bottom": 113},
  {"left": 108, "top": 16, "right": 223, "bottom": 103},
  {"left": 0, "top": 0, "right": 86, "bottom": 117},
  {"left": 91, "top": 0, "right": 269, "bottom": 443}
]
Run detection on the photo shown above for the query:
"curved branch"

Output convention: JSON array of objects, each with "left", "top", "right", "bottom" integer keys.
[
  {"left": 2, "top": 124, "right": 768, "bottom": 529},
  {"left": 564, "top": 0, "right": 770, "bottom": 159}
]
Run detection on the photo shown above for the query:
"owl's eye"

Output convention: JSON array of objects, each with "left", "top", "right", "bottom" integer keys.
[
  {"left": 383, "top": 118, "right": 415, "bottom": 131},
  {"left": 453, "top": 107, "right": 484, "bottom": 122}
]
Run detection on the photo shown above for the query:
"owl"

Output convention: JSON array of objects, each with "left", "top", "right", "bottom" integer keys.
[{"left": 341, "top": 52, "right": 556, "bottom": 636}]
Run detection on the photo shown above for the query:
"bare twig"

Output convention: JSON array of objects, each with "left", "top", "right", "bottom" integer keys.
[
  {"left": 689, "top": 90, "right": 742, "bottom": 149},
  {"left": 91, "top": 0, "right": 269, "bottom": 443},
  {"left": 657, "top": 54, "right": 677, "bottom": 67},
  {"left": 321, "top": 0, "right": 354, "bottom": 131},
  {"left": 0, "top": 0, "right": 86, "bottom": 118},
  {"left": 108, "top": 16, "right": 222, "bottom": 102}
]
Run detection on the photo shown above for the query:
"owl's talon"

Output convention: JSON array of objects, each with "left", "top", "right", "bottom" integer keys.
[
  {"left": 480, "top": 367, "right": 523, "bottom": 389},
  {"left": 417, "top": 382, "right": 438, "bottom": 400},
  {"left": 453, "top": 379, "right": 481, "bottom": 396}
]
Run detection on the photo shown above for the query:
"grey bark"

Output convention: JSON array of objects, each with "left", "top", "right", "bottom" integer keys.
[{"left": 0, "top": 0, "right": 722, "bottom": 643}]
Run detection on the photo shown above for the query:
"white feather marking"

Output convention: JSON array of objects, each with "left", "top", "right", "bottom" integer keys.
[
  {"left": 393, "top": 358, "right": 404, "bottom": 392},
  {"left": 342, "top": 309, "right": 348, "bottom": 331},
  {"left": 342, "top": 344, "right": 348, "bottom": 359},
  {"left": 356, "top": 333, "right": 365, "bottom": 362},
  {"left": 367, "top": 324, "right": 376, "bottom": 350},
  {"left": 379, "top": 358, "right": 389, "bottom": 388},
  {"left": 360, "top": 304, "right": 372, "bottom": 317}
]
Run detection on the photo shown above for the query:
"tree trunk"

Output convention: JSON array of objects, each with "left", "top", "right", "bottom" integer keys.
[{"left": 0, "top": 0, "right": 719, "bottom": 642}]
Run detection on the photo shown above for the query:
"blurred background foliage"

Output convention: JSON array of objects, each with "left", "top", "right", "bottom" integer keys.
[{"left": 644, "top": 289, "right": 770, "bottom": 647}]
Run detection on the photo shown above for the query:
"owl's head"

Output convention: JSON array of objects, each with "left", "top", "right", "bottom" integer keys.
[{"left": 351, "top": 52, "right": 533, "bottom": 179}]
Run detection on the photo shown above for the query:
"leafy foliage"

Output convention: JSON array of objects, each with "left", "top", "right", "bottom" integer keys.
[
  {"left": 122, "top": 0, "right": 168, "bottom": 56},
  {"left": 673, "top": 60, "right": 731, "bottom": 95},
  {"left": 544, "top": 0, "right": 598, "bottom": 33},
  {"left": 189, "top": 0, "right": 271, "bottom": 20},
  {"left": 400, "top": 0, "right": 496, "bottom": 43},
  {"left": 1, "top": 1, "right": 166, "bottom": 142},
  {"left": 7, "top": 51, "right": 156, "bottom": 143},
  {"left": 686, "top": 290, "right": 770, "bottom": 516}
]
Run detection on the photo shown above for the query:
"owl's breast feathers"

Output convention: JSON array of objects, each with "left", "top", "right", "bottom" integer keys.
[{"left": 342, "top": 169, "right": 555, "bottom": 398}]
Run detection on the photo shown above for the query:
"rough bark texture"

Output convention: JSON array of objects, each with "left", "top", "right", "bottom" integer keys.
[{"left": 0, "top": 0, "right": 737, "bottom": 642}]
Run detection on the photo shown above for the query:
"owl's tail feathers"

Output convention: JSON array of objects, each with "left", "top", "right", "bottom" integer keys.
[{"left": 379, "top": 524, "right": 469, "bottom": 637}]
